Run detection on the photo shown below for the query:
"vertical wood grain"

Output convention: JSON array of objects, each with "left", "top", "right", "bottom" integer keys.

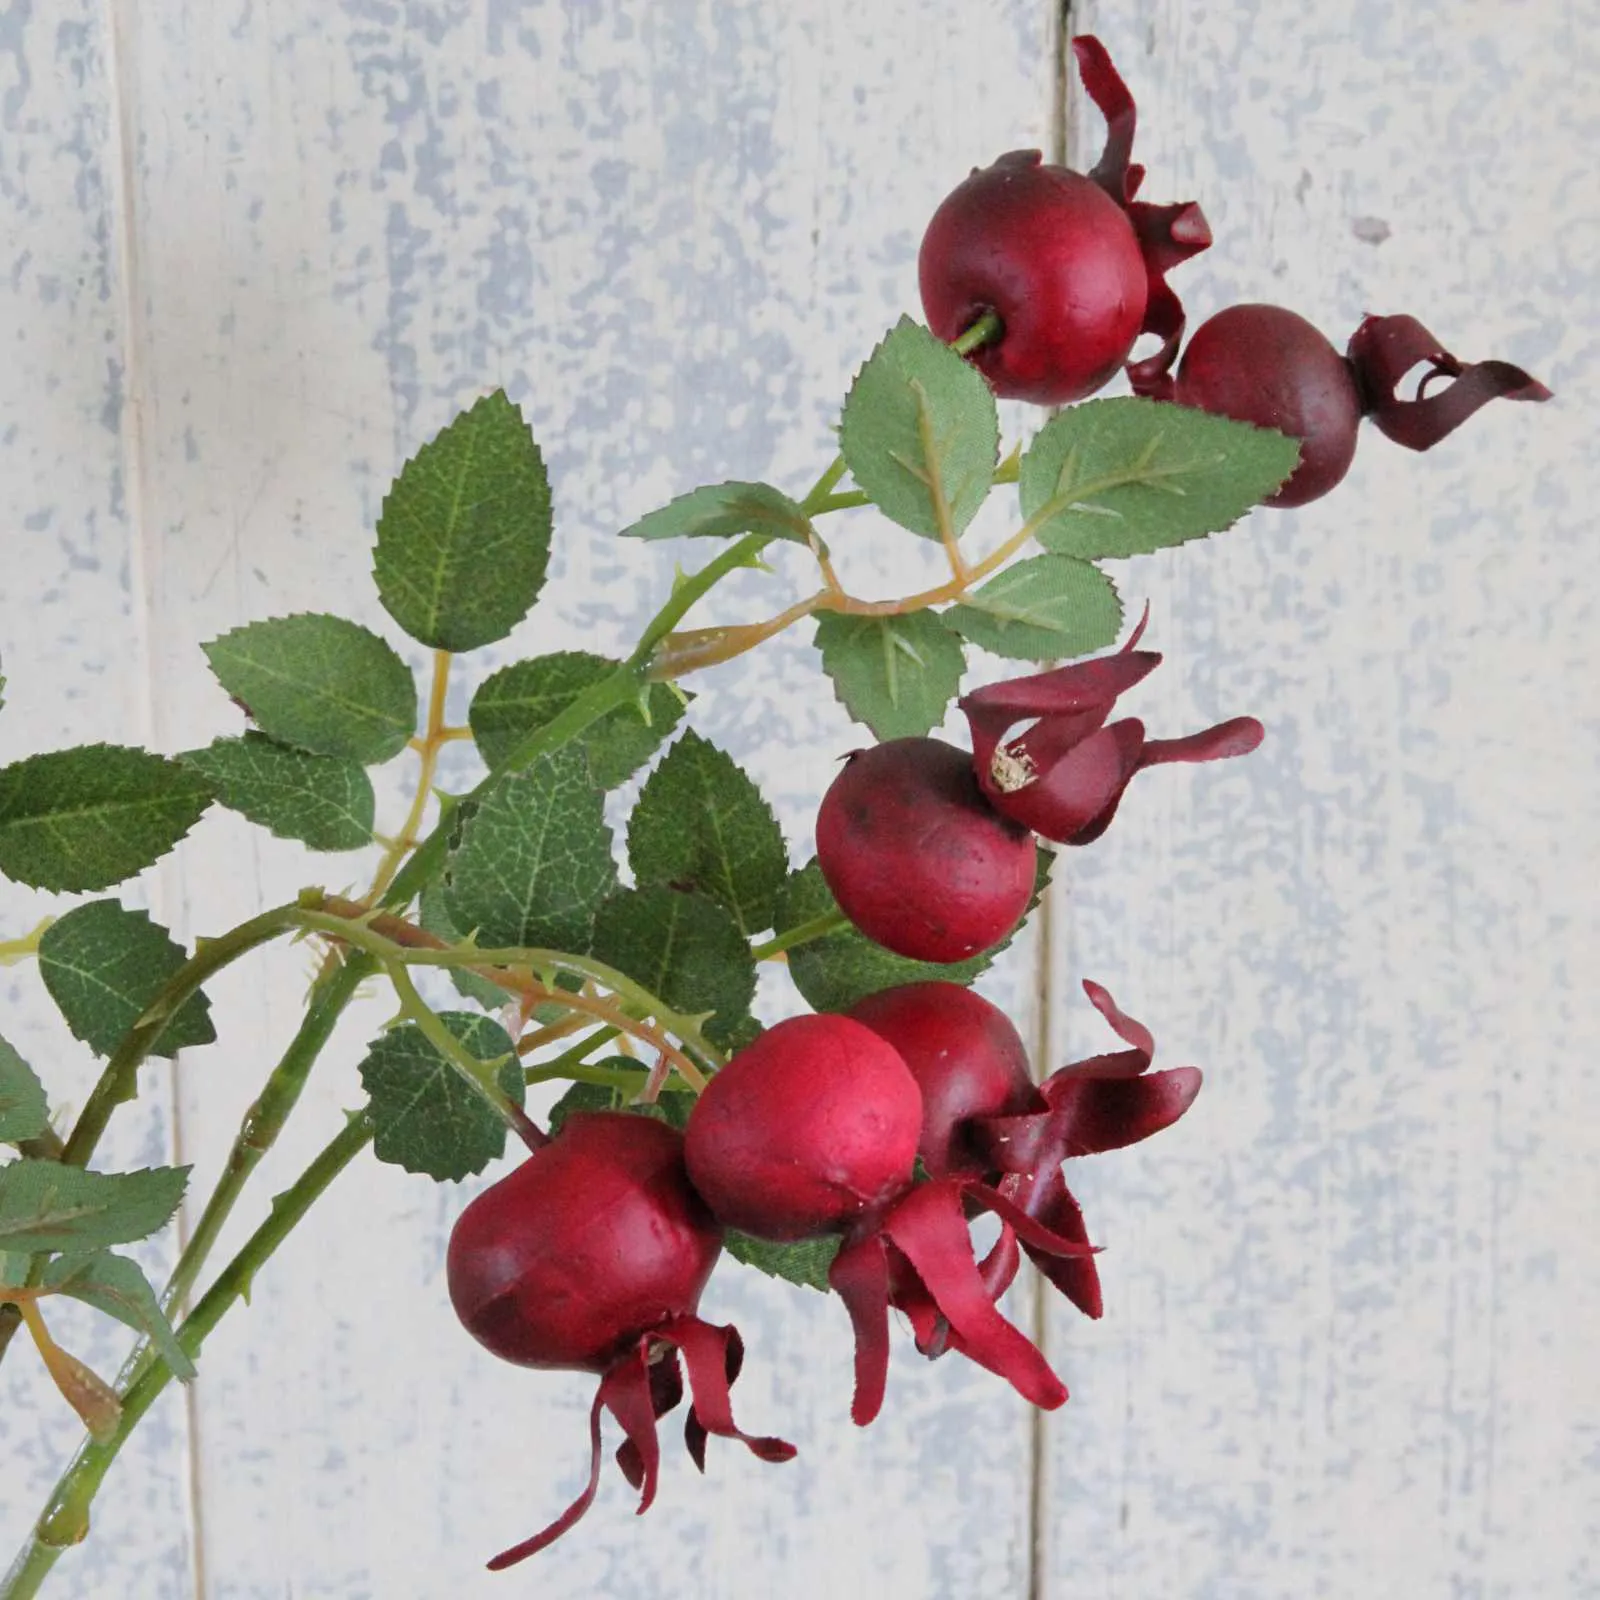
[
  {"left": 0, "top": 2, "right": 196, "bottom": 1592},
  {"left": 1039, "top": 5, "right": 1599, "bottom": 1598},
  {"left": 76, "top": 2, "right": 1062, "bottom": 1596}
]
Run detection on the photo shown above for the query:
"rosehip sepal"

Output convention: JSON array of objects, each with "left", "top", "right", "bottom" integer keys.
[
  {"left": 486, "top": 1317, "right": 795, "bottom": 1571},
  {"left": 959, "top": 623, "right": 1264, "bottom": 846}
]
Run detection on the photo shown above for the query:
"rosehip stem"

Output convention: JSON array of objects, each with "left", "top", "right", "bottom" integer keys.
[
  {"left": 951, "top": 307, "right": 1003, "bottom": 357},
  {"left": 749, "top": 908, "right": 852, "bottom": 961}
]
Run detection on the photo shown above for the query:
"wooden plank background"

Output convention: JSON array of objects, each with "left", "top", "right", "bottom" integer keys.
[{"left": 1, "top": 2, "right": 1594, "bottom": 1596}]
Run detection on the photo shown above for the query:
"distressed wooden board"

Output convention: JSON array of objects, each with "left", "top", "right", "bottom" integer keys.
[
  {"left": 0, "top": 4, "right": 196, "bottom": 1594},
  {"left": 1039, "top": 4, "right": 1599, "bottom": 1599},
  {"left": 3, "top": 0, "right": 1066, "bottom": 1596}
]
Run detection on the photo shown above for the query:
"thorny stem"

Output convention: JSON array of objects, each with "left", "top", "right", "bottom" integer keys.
[
  {"left": 296, "top": 899, "right": 714, "bottom": 1092},
  {"left": 0, "top": 904, "right": 310, "bottom": 1368},
  {"left": 522, "top": 1026, "right": 623, "bottom": 1081},
  {"left": 645, "top": 455, "right": 1135, "bottom": 679},
  {"left": 0, "top": 448, "right": 871, "bottom": 1587},
  {"left": 1, "top": 1112, "right": 375, "bottom": 1600},
  {"left": 142, "top": 960, "right": 366, "bottom": 1329},
  {"left": 383, "top": 960, "right": 545, "bottom": 1150}
]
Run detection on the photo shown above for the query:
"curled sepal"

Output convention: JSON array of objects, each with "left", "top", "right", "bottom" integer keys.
[
  {"left": 1346, "top": 313, "right": 1551, "bottom": 451},
  {"left": 486, "top": 1375, "right": 611, "bottom": 1570},
  {"left": 881, "top": 1179, "right": 1084, "bottom": 1411},
  {"left": 972, "top": 981, "right": 1201, "bottom": 1171},
  {"left": 1001, "top": 1167, "right": 1104, "bottom": 1319},
  {"left": 654, "top": 1316, "right": 797, "bottom": 1470},
  {"left": 898, "top": 1218, "right": 1022, "bottom": 1361},
  {"left": 958, "top": 641, "right": 1263, "bottom": 847},
  {"left": 486, "top": 1319, "right": 792, "bottom": 1571},
  {"left": 828, "top": 1231, "right": 894, "bottom": 1426},
  {"left": 1071, "top": 34, "right": 1213, "bottom": 386}
]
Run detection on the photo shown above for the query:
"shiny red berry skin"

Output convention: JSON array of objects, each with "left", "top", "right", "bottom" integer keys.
[{"left": 919, "top": 150, "right": 1148, "bottom": 405}]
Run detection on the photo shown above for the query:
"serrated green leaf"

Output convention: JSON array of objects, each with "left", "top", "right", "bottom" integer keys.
[
  {"left": 418, "top": 882, "right": 511, "bottom": 1009},
  {"left": 838, "top": 316, "right": 999, "bottom": 544},
  {"left": 545, "top": 1078, "right": 695, "bottom": 1138},
  {"left": 38, "top": 1250, "right": 196, "bottom": 1382},
  {"left": 358, "top": 1012, "right": 523, "bottom": 1182},
  {"left": 469, "top": 652, "right": 685, "bottom": 786},
  {"left": 590, "top": 886, "right": 755, "bottom": 1048},
  {"left": 374, "top": 391, "right": 553, "bottom": 652},
  {"left": 942, "top": 556, "right": 1123, "bottom": 661},
  {"left": 444, "top": 748, "right": 618, "bottom": 951},
  {"left": 813, "top": 611, "right": 967, "bottom": 740},
  {"left": 203, "top": 614, "right": 416, "bottom": 764},
  {"left": 627, "top": 732, "right": 788, "bottom": 937},
  {"left": 776, "top": 855, "right": 1050, "bottom": 1012},
  {"left": 619, "top": 481, "right": 817, "bottom": 548},
  {"left": 1021, "top": 396, "right": 1300, "bottom": 559},
  {"left": 0, "top": 1035, "right": 50, "bottom": 1143},
  {"left": 723, "top": 1230, "right": 840, "bottom": 1293},
  {"left": 0, "top": 1161, "right": 189, "bottom": 1254},
  {"left": 0, "top": 746, "right": 210, "bottom": 894},
  {"left": 179, "top": 733, "right": 375, "bottom": 851},
  {"left": 38, "top": 901, "right": 215, "bottom": 1059}
]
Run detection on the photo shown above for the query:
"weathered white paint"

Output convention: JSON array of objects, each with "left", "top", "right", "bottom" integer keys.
[
  {"left": 1039, "top": 4, "right": 1600, "bottom": 1599},
  {"left": 0, "top": 1, "right": 1594, "bottom": 1597}
]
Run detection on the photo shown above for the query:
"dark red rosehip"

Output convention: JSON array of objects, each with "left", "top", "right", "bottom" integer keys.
[
  {"left": 847, "top": 981, "right": 1038, "bottom": 1178},
  {"left": 815, "top": 737, "right": 1037, "bottom": 964},
  {"left": 1168, "top": 304, "right": 1363, "bottom": 508},
  {"left": 919, "top": 150, "right": 1148, "bottom": 405},
  {"left": 446, "top": 1111, "right": 719, "bottom": 1373},
  {"left": 684, "top": 1013, "right": 922, "bottom": 1242}
]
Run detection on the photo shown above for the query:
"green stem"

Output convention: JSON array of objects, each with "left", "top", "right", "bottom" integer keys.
[
  {"left": 61, "top": 903, "right": 306, "bottom": 1171},
  {"left": 0, "top": 917, "right": 52, "bottom": 965},
  {"left": 383, "top": 961, "right": 542, "bottom": 1148},
  {"left": 522, "top": 1025, "right": 621, "bottom": 1084},
  {"left": 0, "top": 1112, "right": 374, "bottom": 1600},
  {"left": 0, "top": 903, "right": 310, "bottom": 1374},
  {"left": 951, "top": 307, "right": 1003, "bottom": 356},
  {"left": 143, "top": 959, "right": 366, "bottom": 1332},
  {"left": 294, "top": 908, "right": 725, "bottom": 1071},
  {"left": 750, "top": 907, "right": 852, "bottom": 961}
]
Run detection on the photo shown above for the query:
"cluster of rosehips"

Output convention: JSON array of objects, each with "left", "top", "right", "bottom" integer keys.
[
  {"left": 919, "top": 37, "right": 1549, "bottom": 504},
  {"left": 446, "top": 633, "right": 1251, "bottom": 1568},
  {"left": 442, "top": 34, "right": 1551, "bottom": 1571}
]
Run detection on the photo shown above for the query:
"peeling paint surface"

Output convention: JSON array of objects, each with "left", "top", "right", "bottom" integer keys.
[{"left": 0, "top": 2, "right": 1595, "bottom": 1596}]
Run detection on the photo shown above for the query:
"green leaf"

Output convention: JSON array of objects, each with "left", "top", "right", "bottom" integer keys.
[
  {"left": 590, "top": 887, "right": 756, "bottom": 1048},
  {"left": 0, "top": 746, "right": 210, "bottom": 894},
  {"left": 358, "top": 1012, "right": 523, "bottom": 1182},
  {"left": 469, "top": 652, "right": 686, "bottom": 786},
  {"left": 723, "top": 1230, "right": 839, "bottom": 1293},
  {"left": 444, "top": 748, "right": 618, "bottom": 951},
  {"left": 627, "top": 731, "right": 788, "bottom": 937},
  {"left": 1020, "top": 396, "right": 1300, "bottom": 559},
  {"left": 374, "top": 391, "right": 553, "bottom": 652},
  {"left": 203, "top": 614, "right": 416, "bottom": 764},
  {"left": 775, "top": 856, "right": 1050, "bottom": 1013},
  {"left": 0, "top": 1161, "right": 189, "bottom": 1254},
  {"left": 942, "top": 556, "right": 1123, "bottom": 661},
  {"left": 38, "top": 902, "right": 215, "bottom": 1059},
  {"left": 38, "top": 1251, "right": 196, "bottom": 1382},
  {"left": 838, "top": 316, "right": 999, "bottom": 544},
  {"left": 0, "top": 1035, "right": 50, "bottom": 1143},
  {"left": 619, "top": 481, "right": 818, "bottom": 548},
  {"left": 545, "top": 1078, "right": 695, "bottom": 1138},
  {"left": 813, "top": 611, "right": 967, "bottom": 740},
  {"left": 418, "top": 882, "right": 511, "bottom": 1009},
  {"left": 179, "top": 733, "right": 375, "bottom": 851}
]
